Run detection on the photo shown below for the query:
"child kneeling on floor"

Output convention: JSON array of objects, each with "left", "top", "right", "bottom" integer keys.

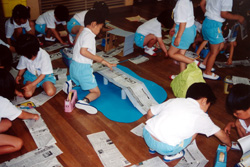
[
  {"left": 143, "top": 82, "right": 232, "bottom": 162},
  {"left": 15, "top": 34, "right": 56, "bottom": 98},
  {"left": 64, "top": 9, "right": 116, "bottom": 114}
]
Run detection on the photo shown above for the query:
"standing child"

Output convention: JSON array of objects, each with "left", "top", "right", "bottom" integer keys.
[
  {"left": 67, "top": 1, "right": 109, "bottom": 45},
  {"left": 134, "top": 10, "right": 172, "bottom": 57},
  {"left": 65, "top": 10, "right": 116, "bottom": 114},
  {"left": 143, "top": 82, "right": 232, "bottom": 162},
  {"left": 35, "top": 5, "right": 69, "bottom": 45},
  {"left": 224, "top": 84, "right": 250, "bottom": 138},
  {"left": 0, "top": 69, "right": 39, "bottom": 155},
  {"left": 15, "top": 34, "right": 56, "bottom": 98},
  {"left": 168, "top": 0, "right": 198, "bottom": 79},
  {"left": 200, "top": 0, "right": 245, "bottom": 80},
  {"left": 5, "top": 4, "right": 35, "bottom": 48}
]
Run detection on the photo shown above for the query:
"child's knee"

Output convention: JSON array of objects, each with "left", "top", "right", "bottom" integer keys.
[
  {"left": 24, "top": 91, "right": 33, "bottom": 98},
  {"left": 14, "top": 138, "right": 23, "bottom": 151},
  {"left": 45, "top": 87, "right": 56, "bottom": 96}
]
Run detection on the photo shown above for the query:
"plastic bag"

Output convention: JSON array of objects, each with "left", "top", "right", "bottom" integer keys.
[{"left": 170, "top": 62, "right": 205, "bottom": 98}]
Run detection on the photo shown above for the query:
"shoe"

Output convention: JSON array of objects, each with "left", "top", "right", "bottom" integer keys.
[
  {"left": 45, "top": 36, "right": 56, "bottom": 42},
  {"left": 163, "top": 150, "right": 185, "bottom": 162},
  {"left": 203, "top": 73, "right": 221, "bottom": 80},
  {"left": 149, "top": 148, "right": 156, "bottom": 154},
  {"left": 63, "top": 80, "right": 73, "bottom": 94},
  {"left": 75, "top": 100, "right": 98, "bottom": 114},
  {"left": 144, "top": 47, "right": 157, "bottom": 56},
  {"left": 198, "top": 63, "right": 215, "bottom": 72},
  {"left": 169, "top": 75, "right": 176, "bottom": 80},
  {"left": 68, "top": 34, "right": 74, "bottom": 45}
]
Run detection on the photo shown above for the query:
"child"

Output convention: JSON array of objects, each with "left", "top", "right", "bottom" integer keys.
[
  {"left": 200, "top": 0, "right": 245, "bottom": 80},
  {"left": 64, "top": 9, "right": 116, "bottom": 114},
  {"left": 5, "top": 4, "right": 35, "bottom": 48},
  {"left": 143, "top": 82, "right": 231, "bottom": 162},
  {"left": 168, "top": 0, "right": 198, "bottom": 80},
  {"left": 0, "top": 69, "right": 39, "bottom": 155},
  {"left": 134, "top": 10, "right": 172, "bottom": 57},
  {"left": 224, "top": 84, "right": 250, "bottom": 138},
  {"left": 35, "top": 5, "right": 69, "bottom": 45},
  {"left": 67, "top": 1, "right": 109, "bottom": 45},
  {"left": 15, "top": 34, "right": 56, "bottom": 98},
  {"left": 0, "top": 44, "right": 13, "bottom": 71}
]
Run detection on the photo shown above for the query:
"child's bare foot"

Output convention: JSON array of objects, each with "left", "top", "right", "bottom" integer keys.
[{"left": 15, "top": 89, "right": 24, "bottom": 97}]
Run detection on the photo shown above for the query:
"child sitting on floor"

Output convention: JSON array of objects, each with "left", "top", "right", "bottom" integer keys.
[
  {"left": 134, "top": 10, "right": 172, "bottom": 57},
  {"left": 35, "top": 5, "right": 69, "bottom": 45},
  {"left": 15, "top": 34, "right": 56, "bottom": 98},
  {"left": 5, "top": 4, "right": 35, "bottom": 49},
  {"left": 224, "top": 84, "right": 250, "bottom": 138},
  {"left": 64, "top": 9, "right": 116, "bottom": 114},
  {"left": 0, "top": 69, "right": 39, "bottom": 155},
  {"left": 143, "top": 82, "right": 231, "bottom": 162}
]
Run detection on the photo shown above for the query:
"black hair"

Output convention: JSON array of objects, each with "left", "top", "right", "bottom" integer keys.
[
  {"left": 11, "top": 4, "right": 30, "bottom": 24},
  {"left": 226, "top": 84, "right": 250, "bottom": 114},
  {"left": 0, "top": 44, "right": 13, "bottom": 71},
  {"left": 194, "top": 6, "right": 205, "bottom": 22},
  {"left": 93, "top": 1, "right": 109, "bottom": 19},
  {"left": 157, "top": 10, "right": 174, "bottom": 29},
  {"left": 0, "top": 69, "right": 16, "bottom": 100},
  {"left": 84, "top": 9, "right": 105, "bottom": 27},
  {"left": 54, "top": 5, "right": 69, "bottom": 21},
  {"left": 186, "top": 82, "right": 216, "bottom": 104},
  {"left": 15, "top": 34, "right": 40, "bottom": 59}
]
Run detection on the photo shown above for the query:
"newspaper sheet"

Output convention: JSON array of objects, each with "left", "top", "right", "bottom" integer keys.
[
  {"left": 87, "top": 131, "right": 131, "bottom": 167},
  {"left": 0, "top": 144, "right": 62, "bottom": 167},
  {"left": 93, "top": 51, "right": 120, "bottom": 72},
  {"left": 98, "top": 67, "right": 158, "bottom": 115},
  {"left": 50, "top": 52, "right": 62, "bottom": 61},
  {"left": 163, "top": 38, "right": 172, "bottom": 45},
  {"left": 9, "top": 67, "right": 18, "bottom": 78},
  {"left": 130, "top": 123, "right": 145, "bottom": 137},
  {"left": 125, "top": 15, "right": 147, "bottom": 23},
  {"left": 215, "top": 59, "right": 250, "bottom": 68},
  {"left": 175, "top": 140, "right": 208, "bottom": 167},
  {"left": 44, "top": 43, "right": 68, "bottom": 52},
  {"left": 130, "top": 156, "right": 169, "bottom": 167},
  {"left": 232, "top": 76, "right": 250, "bottom": 85},
  {"left": 240, "top": 22, "right": 248, "bottom": 40},
  {"left": 23, "top": 109, "right": 56, "bottom": 147},
  {"left": 129, "top": 55, "right": 149, "bottom": 64}
]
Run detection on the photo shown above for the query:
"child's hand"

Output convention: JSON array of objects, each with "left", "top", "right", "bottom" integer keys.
[
  {"left": 169, "top": 28, "right": 175, "bottom": 37},
  {"left": 22, "top": 83, "right": 36, "bottom": 93},
  {"left": 16, "top": 75, "right": 22, "bottom": 84},
  {"left": 224, "top": 122, "right": 235, "bottom": 136},
  {"left": 60, "top": 41, "right": 68, "bottom": 45},
  {"left": 227, "top": 58, "right": 232, "bottom": 65},
  {"left": 33, "top": 114, "right": 40, "bottom": 121},
  {"left": 238, "top": 16, "right": 245, "bottom": 25},
  {"left": 174, "top": 37, "right": 181, "bottom": 47},
  {"left": 101, "top": 60, "right": 116, "bottom": 71}
]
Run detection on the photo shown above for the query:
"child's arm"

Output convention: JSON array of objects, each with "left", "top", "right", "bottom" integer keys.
[
  {"left": 200, "top": 0, "right": 206, "bottom": 13},
  {"left": 146, "top": 109, "right": 154, "bottom": 120},
  {"left": 50, "top": 28, "right": 67, "bottom": 45},
  {"left": 174, "top": 22, "right": 186, "bottom": 47},
  {"left": 18, "top": 110, "right": 39, "bottom": 120},
  {"left": 196, "top": 40, "right": 208, "bottom": 56},
  {"left": 214, "top": 129, "right": 232, "bottom": 151},
  {"left": 224, "top": 121, "right": 235, "bottom": 136},
  {"left": 16, "top": 69, "right": 26, "bottom": 84},
  {"left": 235, "top": 119, "right": 247, "bottom": 138},
  {"left": 169, "top": 24, "right": 176, "bottom": 37},
  {"left": 157, "top": 38, "right": 168, "bottom": 57},
  {"left": 80, "top": 48, "right": 116, "bottom": 70},
  {"left": 221, "top": 12, "right": 245, "bottom": 25}
]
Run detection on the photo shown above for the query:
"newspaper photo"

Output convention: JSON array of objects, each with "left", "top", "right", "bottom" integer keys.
[
  {"left": 87, "top": 131, "right": 131, "bottom": 167},
  {"left": 129, "top": 55, "right": 149, "bottom": 65}
]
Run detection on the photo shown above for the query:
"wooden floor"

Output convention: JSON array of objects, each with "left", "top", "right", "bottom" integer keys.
[{"left": 1, "top": 1, "right": 250, "bottom": 166}]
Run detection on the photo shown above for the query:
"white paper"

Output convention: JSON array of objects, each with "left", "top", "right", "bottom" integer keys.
[
  {"left": 175, "top": 140, "right": 208, "bottom": 167},
  {"left": 130, "top": 123, "right": 145, "bottom": 137},
  {"left": 50, "top": 52, "right": 62, "bottom": 61},
  {"left": 87, "top": 131, "right": 131, "bottom": 167},
  {"left": 238, "top": 135, "right": 250, "bottom": 154},
  {"left": 44, "top": 43, "right": 68, "bottom": 52},
  {"left": 239, "top": 22, "right": 248, "bottom": 40},
  {"left": 9, "top": 67, "right": 18, "bottom": 78},
  {"left": 129, "top": 55, "right": 149, "bottom": 64},
  {"left": 130, "top": 156, "right": 168, "bottom": 167},
  {"left": 98, "top": 67, "right": 158, "bottom": 115},
  {"left": 0, "top": 144, "right": 62, "bottom": 167},
  {"left": 215, "top": 59, "right": 250, "bottom": 68},
  {"left": 232, "top": 76, "right": 250, "bottom": 85},
  {"left": 185, "top": 51, "right": 199, "bottom": 59},
  {"left": 163, "top": 38, "right": 172, "bottom": 45}
]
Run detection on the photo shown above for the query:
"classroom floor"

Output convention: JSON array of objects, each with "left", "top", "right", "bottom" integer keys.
[{"left": 1, "top": 1, "right": 250, "bottom": 166}]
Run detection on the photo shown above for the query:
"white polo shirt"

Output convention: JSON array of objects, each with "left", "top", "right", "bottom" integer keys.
[
  {"left": 136, "top": 18, "right": 162, "bottom": 38},
  {"left": 205, "top": 0, "right": 232, "bottom": 22},
  {"left": 145, "top": 98, "right": 220, "bottom": 146},
  {"left": 35, "top": 10, "right": 66, "bottom": 29},
  {"left": 173, "top": 0, "right": 195, "bottom": 28},
  {"left": 239, "top": 119, "right": 250, "bottom": 133},
  {"left": 0, "top": 96, "right": 22, "bottom": 122},
  {"left": 73, "top": 10, "right": 88, "bottom": 26},
  {"left": 72, "top": 28, "right": 96, "bottom": 65},
  {"left": 16, "top": 48, "right": 53, "bottom": 76},
  {"left": 0, "top": 39, "right": 10, "bottom": 48},
  {"left": 5, "top": 18, "right": 31, "bottom": 38}
]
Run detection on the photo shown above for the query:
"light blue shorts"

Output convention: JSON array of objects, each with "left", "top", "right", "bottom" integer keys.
[
  {"left": 134, "top": 32, "right": 145, "bottom": 48},
  {"left": 69, "top": 60, "right": 97, "bottom": 90},
  {"left": 23, "top": 70, "right": 56, "bottom": 88},
  {"left": 202, "top": 17, "right": 224, "bottom": 45},
  {"left": 35, "top": 24, "right": 46, "bottom": 35},
  {"left": 11, "top": 28, "right": 26, "bottom": 41},
  {"left": 67, "top": 18, "right": 81, "bottom": 37},
  {"left": 143, "top": 128, "right": 192, "bottom": 155},
  {"left": 171, "top": 24, "right": 196, "bottom": 50}
]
